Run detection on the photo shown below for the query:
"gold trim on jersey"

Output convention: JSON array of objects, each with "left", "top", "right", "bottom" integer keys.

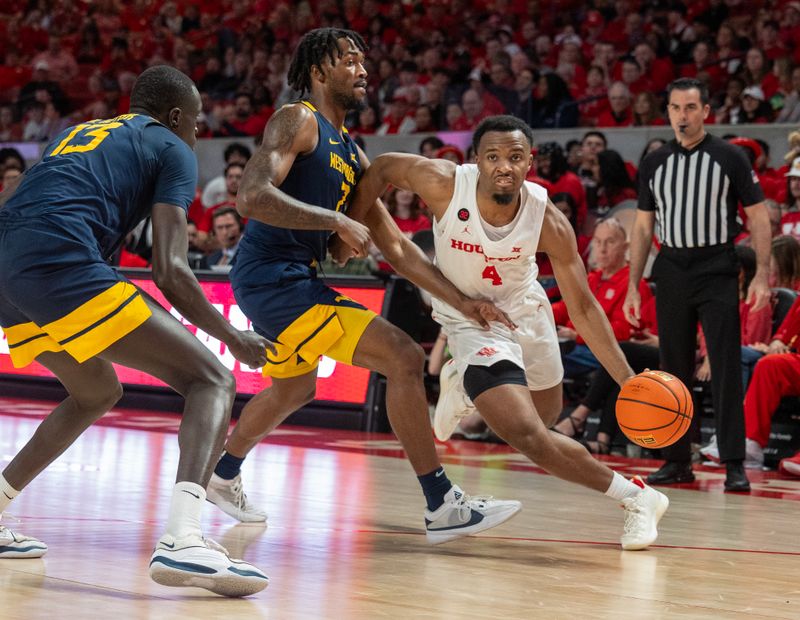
[
  {"left": 262, "top": 304, "right": 376, "bottom": 378},
  {"left": 4, "top": 281, "right": 152, "bottom": 367}
]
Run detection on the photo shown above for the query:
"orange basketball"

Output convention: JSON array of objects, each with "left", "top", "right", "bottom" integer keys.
[{"left": 615, "top": 370, "right": 694, "bottom": 449}]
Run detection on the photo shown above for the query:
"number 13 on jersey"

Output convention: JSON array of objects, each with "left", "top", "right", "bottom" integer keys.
[{"left": 482, "top": 265, "right": 503, "bottom": 286}]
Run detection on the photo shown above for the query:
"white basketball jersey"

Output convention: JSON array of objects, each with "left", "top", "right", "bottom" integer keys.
[{"left": 431, "top": 164, "right": 549, "bottom": 324}]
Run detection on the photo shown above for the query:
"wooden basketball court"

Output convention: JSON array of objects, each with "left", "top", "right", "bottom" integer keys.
[{"left": 2, "top": 397, "right": 798, "bottom": 619}]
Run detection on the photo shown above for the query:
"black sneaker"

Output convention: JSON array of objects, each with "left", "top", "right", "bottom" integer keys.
[
  {"left": 724, "top": 461, "right": 751, "bottom": 493},
  {"left": 646, "top": 461, "right": 695, "bottom": 485}
]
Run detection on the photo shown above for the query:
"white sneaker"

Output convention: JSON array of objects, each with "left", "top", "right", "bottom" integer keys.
[
  {"left": 149, "top": 533, "right": 268, "bottom": 597},
  {"left": 0, "top": 524, "right": 47, "bottom": 558},
  {"left": 207, "top": 473, "right": 267, "bottom": 523},
  {"left": 433, "top": 360, "right": 476, "bottom": 442},
  {"left": 699, "top": 434, "right": 720, "bottom": 463},
  {"left": 620, "top": 477, "right": 669, "bottom": 551},
  {"left": 744, "top": 438, "right": 764, "bottom": 469},
  {"left": 425, "top": 484, "right": 521, "bottom": 545}
]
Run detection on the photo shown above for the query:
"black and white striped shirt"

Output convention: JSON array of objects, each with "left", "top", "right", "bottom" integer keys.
[{"left": 638, "top": 134, "right": 764, "bottom": 248}]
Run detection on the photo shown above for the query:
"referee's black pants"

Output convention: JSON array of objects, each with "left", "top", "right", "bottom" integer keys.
[{"left": 651, "top": 243, "right": 745, "bottom": 463}]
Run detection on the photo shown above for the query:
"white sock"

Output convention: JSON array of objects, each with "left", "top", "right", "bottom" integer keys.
[
  {"left": 165, "top": 482, "right": 205, "bottom": 539},
  {"left": 0, "top": 474, "right": 19, "bottom": 514},
  {"left": 604, "top": 472, "right": 642, "bottom": 501}
]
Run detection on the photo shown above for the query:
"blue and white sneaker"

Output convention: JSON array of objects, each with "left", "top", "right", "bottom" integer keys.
[
  {"left": 149, "top": 533, "right": 268, "bottom": 597},
  {"left": 425, "top": 485, "right": 521, "bottom": 544},
  {"left": 0, "top": 524, "right": 47, "bottom": 558}
]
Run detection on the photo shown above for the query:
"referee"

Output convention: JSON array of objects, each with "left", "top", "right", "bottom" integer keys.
[{"left": 624, "top": 78, "right": 772, "bottom": 492}]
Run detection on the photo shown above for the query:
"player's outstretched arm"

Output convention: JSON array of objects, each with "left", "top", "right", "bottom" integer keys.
[
  {"left": 345, "top": 152, "right": 515, "bottom": 330},
  {"left": 150, "top": 203, "right": 274, "bottom": 369},
  {"left": 237, "top": 104, "right": 370, "bottom": 256},
  {"left": 540, "top": 201, "right": 634, "bottom": 386}
]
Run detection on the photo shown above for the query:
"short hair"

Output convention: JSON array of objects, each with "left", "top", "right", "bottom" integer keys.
[
  {"left": 582, "top": 130, "right": 607, "bottom": 147},
  {"left": 212, "top": 206, "right": 243, "bottom": 227},
  {"left": 595, "top": 216, "right": 628, "bottom": 241},
  {"left": 472, "top": 115, "right": 533, "bottom": 152},
  {"left": 419, "top": 136, "right": 444, "bottom": 154},
  {"left": 667, "top": 77, "right": 709, "bottom": 105},
  {"left": 224, "top": 142, "right": 251, "bottom": 163},
  {"left": 130, "top": 65, "right": 196, "bottom": 118},
  {"left": 225, "top": 162, "right": 244, "bottom": 177},
  {"left": 288, "top": 28, "right": 368, "bottom": 95}
]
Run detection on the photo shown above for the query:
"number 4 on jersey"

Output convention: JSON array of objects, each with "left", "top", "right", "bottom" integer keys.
[{"left": 482, "top": 265, "right": 503, "bottom": 286}]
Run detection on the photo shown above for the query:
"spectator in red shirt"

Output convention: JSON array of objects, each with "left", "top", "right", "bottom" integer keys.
[
  {"left": 596, "top": 149, "right": 637, "bottom": 211},
  {"left": 680, "top": 40, "right": 724, "bottom": 92},
  {"left": 31, "top": 35, "right": 78, "bottom": 84},
  {"left": 597, "top": 81, "right": 633, "bottom": 127},
  {"left": 350, "top": 104, "right": 379, "bottom": 136},
  {"left": 0, "top": 105, "right": 21, "bottom": 141},
  {"left": 222, "top": 93, "right": 270, "bottom": 137},
  {"left": 633, "top": 42, "right": 675, "bottom": 92},
  {"left": 385, "top": 187, "right": 432, "bottom": 238},
  {"left": 739, "top": 47, "right": 779, "bottom": 99},
  {"left": 758, "top": 19, "right": 786, "bottom": 61},
  {"left": 377, "top": 91, "right": 416, "bottom": 135},
  {"left": 619, "top": 56, "right": 653, "bottom": 96},
  {"left": 449, "top": 88, "right": 491, "bottom": 131},
  {"left": 577, "top": 65, "right": 609, "bottom": 126},
  {"left": 533, "top": 141, "right": 587, "bottom": 228},
  {"left": 552, "top": 216, "right": 653, "bottom": 377},
  {"left": 632, "top": 91, "right": 666, "bottom": 126}
]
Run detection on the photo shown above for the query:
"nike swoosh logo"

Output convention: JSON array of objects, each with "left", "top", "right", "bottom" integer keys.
[
  {"left": 435, "top": 469, "right": 445, "bottom": 477},
  {"left": 182, "top": 489, "right": 201, "bottom": 499},
  {"left": 329, "top": 138, "right": 341, "bottom": 145},
  {"left": 3, "top": 491, "right": 12, "bottom": 499},
  {"left": 161, "top": 541, "right": 176, "bottom": 549}
]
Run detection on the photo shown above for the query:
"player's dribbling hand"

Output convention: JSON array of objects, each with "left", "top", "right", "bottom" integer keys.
[
  {"left": 460, "top": 299, "right": 517, "bottom": 331},
  {"left": 229, "top": 331, "right": 276, "bottom": 369},
  {"left": 334, "top": 214, "right": 371, "bottom": 259}
]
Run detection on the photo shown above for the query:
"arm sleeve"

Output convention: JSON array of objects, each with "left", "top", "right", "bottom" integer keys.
[
  {"left": 152, "top": 140, "right": 198, "bottom": 213},
  {"left": 729, "top": 147, "right": 765, "bottom": 207}
]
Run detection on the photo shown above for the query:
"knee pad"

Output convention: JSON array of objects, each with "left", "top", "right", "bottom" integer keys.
[{"left": 463, "top": 360, "right": 527, "bottom": 401}]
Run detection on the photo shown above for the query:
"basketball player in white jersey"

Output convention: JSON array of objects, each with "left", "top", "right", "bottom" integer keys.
[{"left": 338, "top": 115, "right": 669, "bottom": 550}]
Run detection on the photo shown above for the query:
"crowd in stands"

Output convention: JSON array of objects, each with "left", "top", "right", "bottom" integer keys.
[
  {"left": 3, "top": 0, "right": 800, "bottom": 473},
  {"left": 7, "top": 0, "right": 800, "bottom": 141}
]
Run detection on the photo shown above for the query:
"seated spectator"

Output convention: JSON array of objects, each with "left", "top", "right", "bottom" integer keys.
[
  {"left": 199, "top": 162, "right": 244, "bottom": 233},
  {"left": 732, "top": 294, "right": 800, "bottom": 471},
  {"left": 377, "top": 91, "right": 415, "bottom": 135},
  {"left": 595, "top": 149, "right": 637, "bottom": 212},
  {"left": 220, "top": 93, "right": 270, "bottom": 137},
  {"left": 385, "top": 187, "right": 432, "bottom": 238},
  {"left": 435, "top": 145, "right": 464, "bottom": 165},
  {"left": 577, "top": 65, "right": 609, "bottom": 126},
  {"left": 413, "top": 104, "right": 437, "bottom": 133},
  {"left": 351, "top": 104, "right": 379, "bottom": 136},
  {"left": 738, "top": 47, "right": 779, "bottom": 99},
  {"left": 632, "top": 91, "right": 666, "bottom": 126},
  {"left": 680, "top": 40, "right": 725, "bottom": 93},
  {"left": 597, "top": 82, "right": 633, "bottom": 127},
  {"left": 714, "top": 76, "right": 746, "bottom": 124},
  {"left": 511, "top": 67, "right": 536, "bottom": 126},
  {"left": 734, "top": 86, "right": 773, "bottom": 124},
  {"left": 530, "top": 142, "right": 587, "bottom": 228},
  {"left": 449, "top": 88, "right": 491, "bottom": 132},
  {"left": 207, "top": 207, "right": 243, "bottom": 270},
  {"left": 2, "top": 162, "right": 23, "bottom": 189},
  {"left": 776, "top": 66, "right": 800, "bottom": 123},
  {"left": 0, "top": 105, "right": 21, "bottom": 141},
  {"left": 639, "top": 138, "right": 667, "bottom": 169},
  {"left": 619, "top": 56, "right": 654, "bottom": 96},
  {"left": 529, "top": 72, "right": 577, "bottom": 129},
  {"left": 31, "top": 36, "right": 78, "bottom": 84},
  {"left": 186, "top": 219, "right": 210, "bottom": 271},
  {"left": 199, "top": 143, "right": 251, "bottom": 212},
  {"left": 419, "top": 136, "right": 444, "bottom": 159},
  {"left": 551, "top": 217, "right": 653, "bottom": 378},
  {"left": 769, "top": 235, "right": 800, "bottom": 289},
  {"left": 781, "top": 160, "right": 800, "bottom": 241}
]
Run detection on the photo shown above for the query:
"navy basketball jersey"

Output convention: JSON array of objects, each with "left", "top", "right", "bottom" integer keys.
[
  {"left": 235, "top": 101, "right": 362, "bottom": 269},
  {"left": 4, "top": 113, "right": 197, "bottom": 259}
]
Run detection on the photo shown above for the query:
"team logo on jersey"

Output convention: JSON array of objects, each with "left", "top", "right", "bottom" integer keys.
[
  {"left": 476, "top": 347, "right": 498, "bottom": 357},
  {"left": 512, "top": 246, "right": 522, "bottom": 253},
  {"left": 457, "top": 208, "right": 470, "bottom": 221}
]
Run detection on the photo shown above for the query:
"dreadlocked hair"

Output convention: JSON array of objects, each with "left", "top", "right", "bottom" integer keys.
[{"left": 288, "top": 28, "right": 367, "bottom": 95}]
